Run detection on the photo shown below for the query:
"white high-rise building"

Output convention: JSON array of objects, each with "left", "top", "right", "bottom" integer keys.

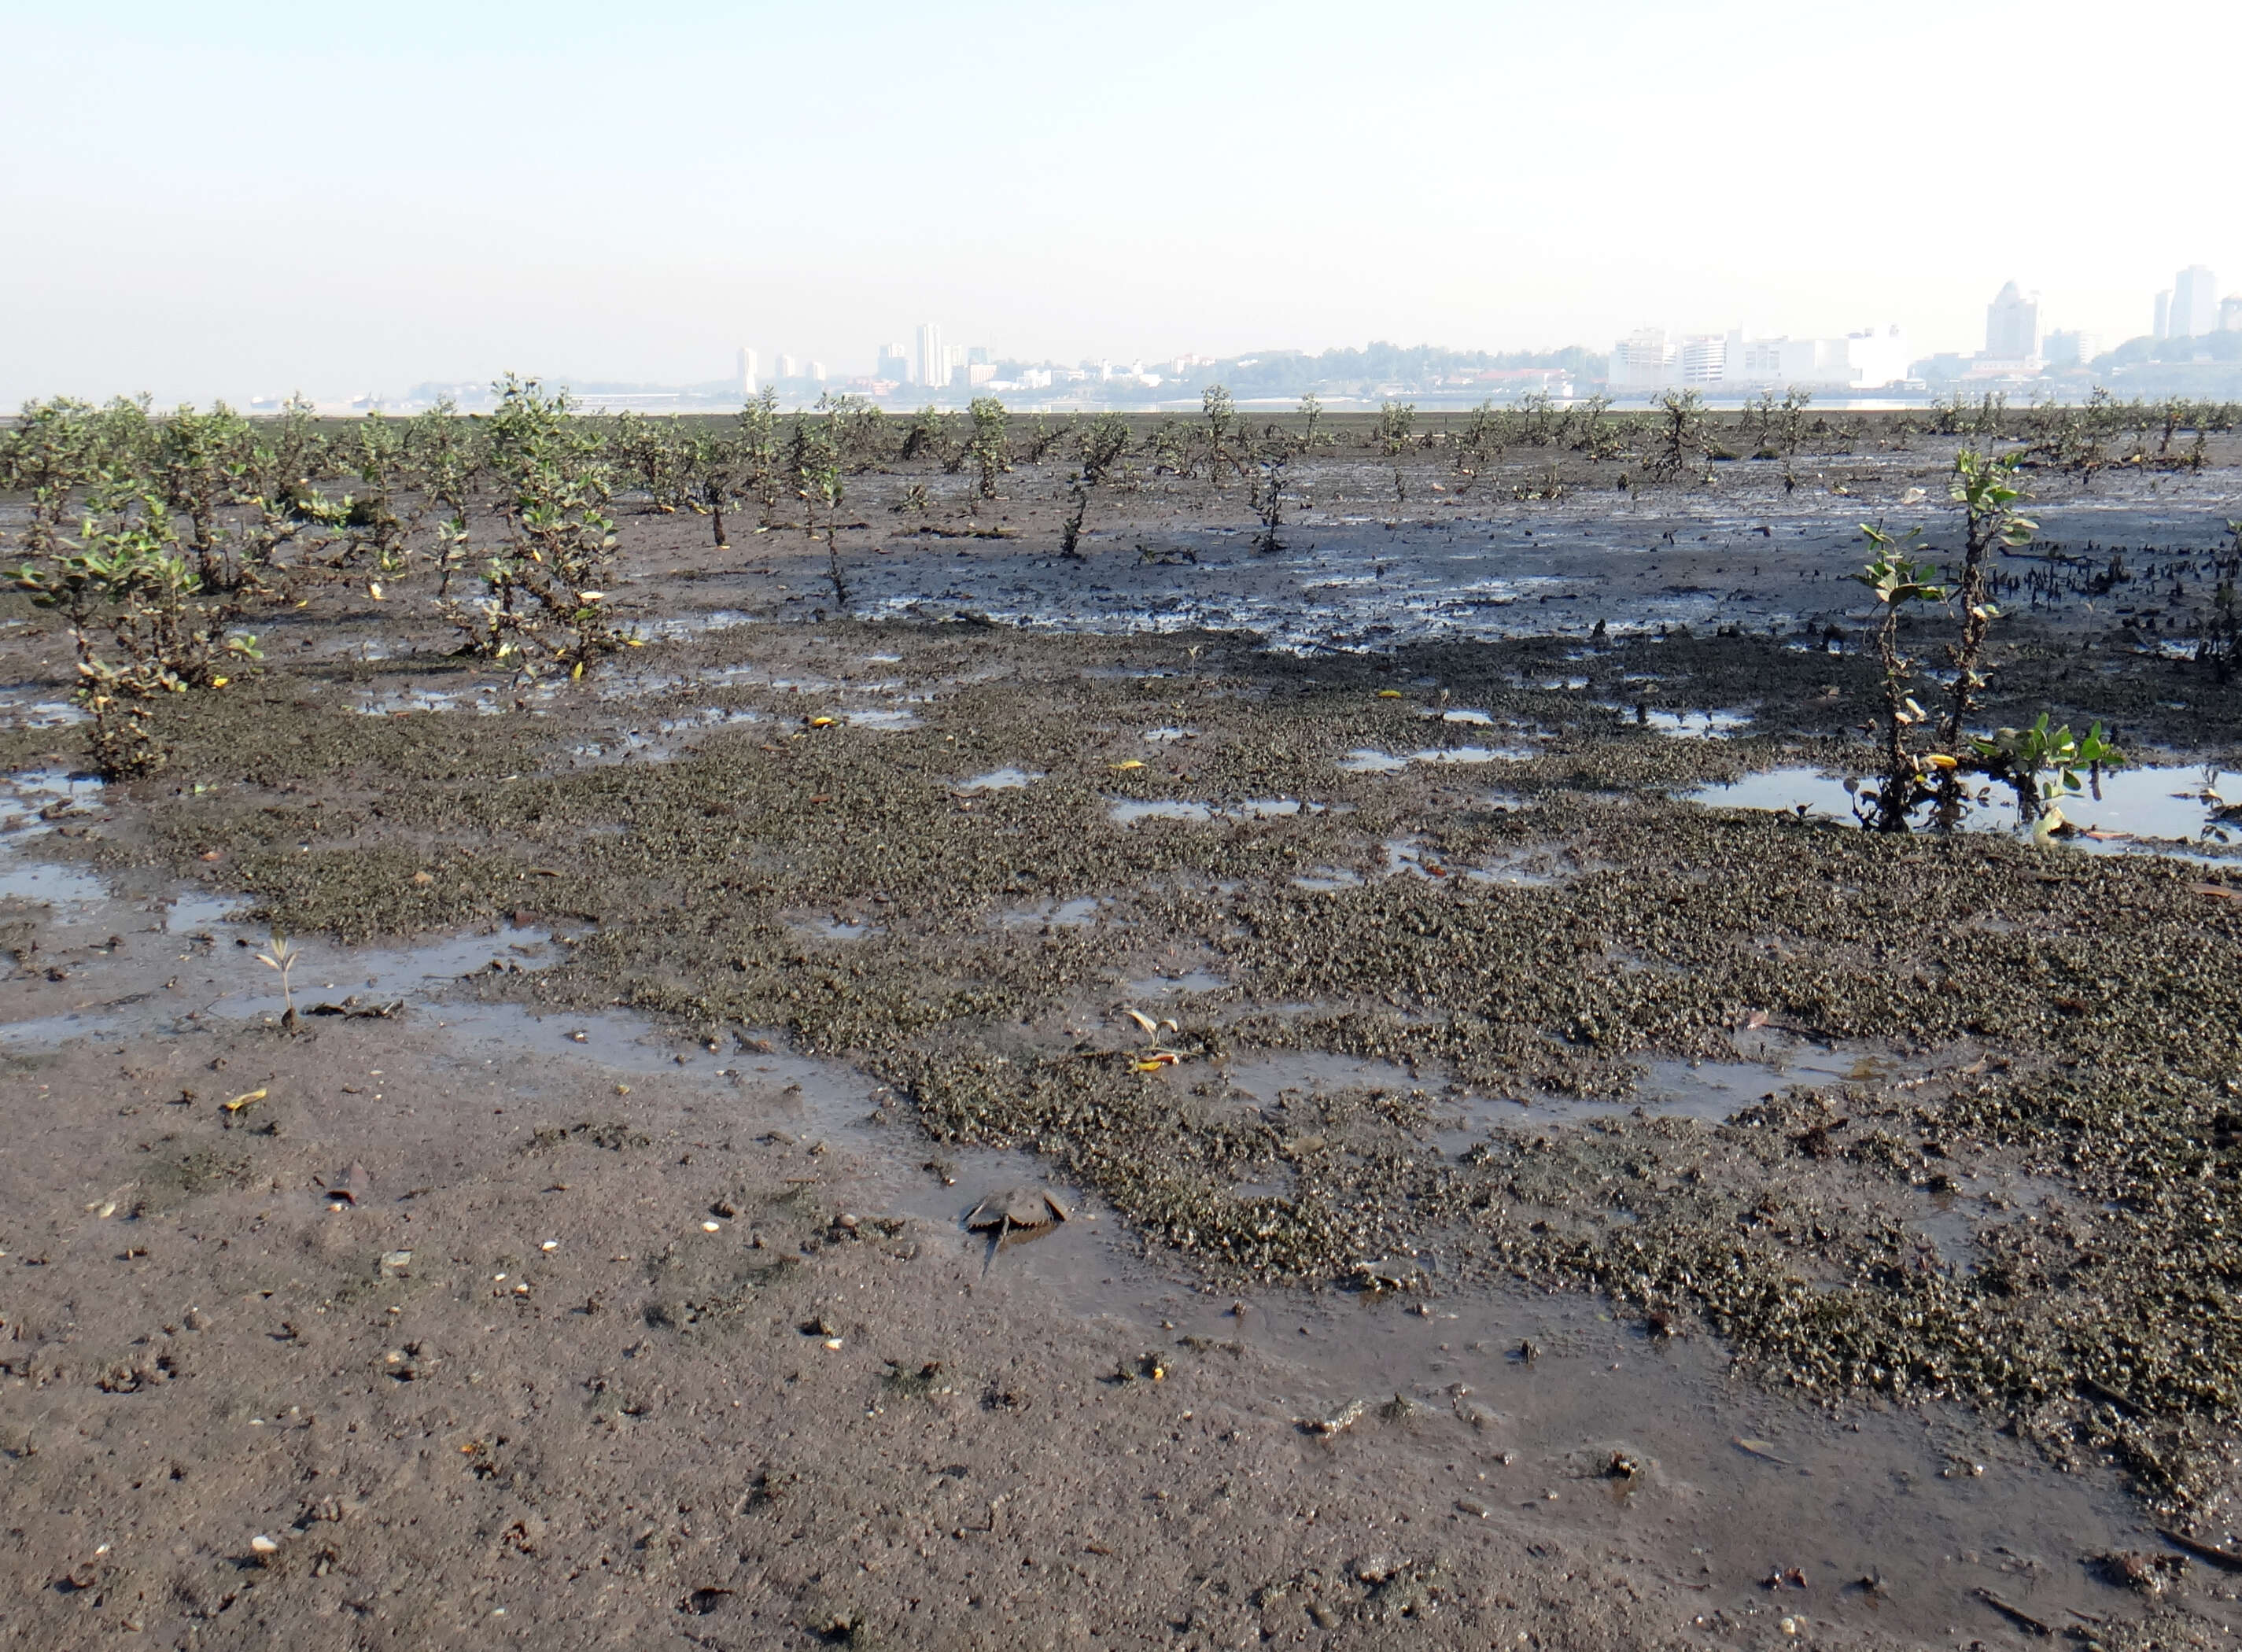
[
  {"left": 807, "top": 362, "right": 827, "bottom": 383},
  {"left": 736, "top": 347, "right": 759, "bottom": 396},
  {"left": 1608, "top": 328, "right": 1670, "bottom": 389},
  {"left": 2044, "top": 330, "right": 2100, "bottom": 369},
  {"left": 776, "top": 353, "right": 801, "bottom": 379},
  {"left": 2154, "top": 290, "right": 2172, "bottom": 341},
  {"left": 1985, "top": 281, "right": 2040, "bottom": 361},
  {"left": 876, "top": 342, "right": 909, "bottom": 382},
  {"left": 1718, "top": 326, "right": 1910, "bottom": 389},
  {"left": 913, "top": 323, "right": 946, "bottom": 388},
  {"left": 2222, "top": 294, "right": 2242, "bottom": 334},
  {"left": 2170, "top": 265, "right": 2218, "bottom": 339}
]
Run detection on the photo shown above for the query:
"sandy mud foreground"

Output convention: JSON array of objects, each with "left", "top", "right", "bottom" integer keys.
[{"left": 6, "top": 450, "right": 2242, "bottom": 1649}]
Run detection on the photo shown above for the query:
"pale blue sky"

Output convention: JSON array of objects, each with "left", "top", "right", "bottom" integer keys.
[{"left": 2, "top": 0, "right": 2234, "bottom": 401}]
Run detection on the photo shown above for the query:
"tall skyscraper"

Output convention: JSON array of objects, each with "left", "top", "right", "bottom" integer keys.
[
  {"left": 776, "top": 353, "right": 801, "bottom": 379},
  {"left": 876, "top": 342, "right": 909, "bottom": 382},
  {"left": 736, "top": 347, "right": 759, "bottom": 396},
  {"left": 913, "top": 323, "right": 946, "bottom": 389},
  {"left": 2170, "top": 265, "right": 2218, "bottom": 339},
  {"left": 1984, "top": 281, "right": 2040, "bottom": 360}
]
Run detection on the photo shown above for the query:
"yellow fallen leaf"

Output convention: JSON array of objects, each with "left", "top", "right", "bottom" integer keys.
[
  {"left": 1121, "top": 1009, "right": 1158, "bottom": 1034},
  {"left": 1925, "top": 754, "right": 1958, "bottom": 770},
  {"left": 1131, "top": 1059, "right": 1167, "bottom": 1073},
  {"left": 222, "top": 1088, "right": 268, "bottom": 1114},
  {"left": 367, "top": 581, "right": 384, "bottom": 600},
  {"left": 208, "top": 677, "right": 229, "bottom": 688},
  {"left": 1377, "top": 689, "right": 1403, "bottom": 699},
  {"left": 1109, "top": 759, "right": 1144, "bottom": 771},
  {"left": 809, "top": 716, "right": 838, "bottom": 728}
]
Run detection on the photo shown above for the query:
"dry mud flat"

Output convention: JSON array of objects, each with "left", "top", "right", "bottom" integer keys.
[{"left": 6, "top": 450, "right": 2242, "bottom": 1649}]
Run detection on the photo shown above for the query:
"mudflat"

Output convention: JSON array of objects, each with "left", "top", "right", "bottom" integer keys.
[{"left": 6, "top": 430, "right": 2242, "bottom": 1649}]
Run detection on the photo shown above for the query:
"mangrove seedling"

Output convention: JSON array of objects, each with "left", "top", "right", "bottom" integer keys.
[
  {"left": 1934, "top": 449, "right": 2035, "bottom": 824},
  {"left": 256, "top": 931, "right": 304, "bottom": 1030},
  {"left": 966, "top": 396, "right": 1011, "bottom": 501},
  {"left": 1849, "top": 522, "right": 1947, "bottom": 832}
]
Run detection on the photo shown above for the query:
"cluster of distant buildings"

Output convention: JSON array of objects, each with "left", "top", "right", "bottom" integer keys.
[
  {"left": 2152, "top": 266, "right": 2240, "bottom": 344},
  {"left": 737, "top": 329, "right": 1210, "bottom": 399},
  {"left": 1610, "top": 264, "right": 2242, "bottom": 396},
  {"left": 1606, "top": 325, "right": 1913, "bottom": 393}
]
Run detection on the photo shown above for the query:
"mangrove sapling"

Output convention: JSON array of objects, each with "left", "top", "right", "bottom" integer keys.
[
  {"left": 2200, "top": 521, "right": 2241, "bottom": 679},
  {"left": 1020, "top": 414, "right": 1061, "bottom": 464},
  {"left": 739, "top": 389, "right": 784, "bottom": 523},
  {"left": 256, "top": 930, "right": 304, "bottom": 1031},
  {"left": 332, "top": 411, "right": 433, "bottom": 581},
  {"left": 404, "top": 399, "right": 485, "bottom": 599},
  {"left": 153, "top": 403, "right": 253, "bottom": 589},
  {"left": 1147, "top": 419, "right": 1194, "bottom": 479},
  {"left": 1453, "top": 400, "right": 1500, "bottom": 492},
  {"left": 899, "top": 404, "right": 950, "bottom": 466},
  {"left": 1645, "top": 389, "right": 1708, "bottom": 482},
  {"left": 441, "top": 376, "right": 629, "bottom": 679},
  {"left": 1513, "top": 392, "right": 1568, "bottom": 449},
  {"left": 1, "top": 397, "right": 100, "bottom": 561},
  {"left": 1201, "top": 385, "right": 1239, "bottom": 490},
  {"left": 1971, "top": 715, "right": 2123, "bottom": 842},
  {"left": 1294, "top": 392, "right": 1324, "bottom": 455},
  {"left": 966, "top": 396, "right": 1011, "bottom": 501},
  {"left": 790, "top": 415, "right": 847, "bottom": 611},
  {"left": 1934, "top": 449, "right": 2036, "bottom": 824},
  {"left": 1079, "top": 415, "right": 1129, "bottom": 489},
  {"left": 14, "top": 471, "right": 261, "bottom": 776},
  {"left": 1058, "top": 415, "right": 1130, "bottom": 562},
  {"left": 1058, "top": 485, "right": 1089, "bottom": 561},
  {"left": 1251, "top": 446, "right": 1289, "bottom": 553},
  {"left": 611, "top": 411, "right": 695, "bottom": 514},
  {"left": 681, "top": 430, "right": 740, "bottom": 551},
  {"left": 1376, "top": 399, "right": 1414, "bottom": 501},
  {"left": 1568, "top": 395, "right": 1624, "bottom": 463},
  {"left": 819, "top": 393, "right": 888, "bottom": 471},
  {"left": 1849, "top": 523, "right": 1948, "bottom": 832}
]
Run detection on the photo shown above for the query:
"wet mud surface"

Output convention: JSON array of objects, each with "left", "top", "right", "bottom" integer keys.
[{"left": 7, "top": 440, "right": 2242, "bottom": 1648}]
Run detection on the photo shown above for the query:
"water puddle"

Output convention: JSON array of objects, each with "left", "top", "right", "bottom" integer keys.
[
  {"left": 1602, "top": 706, "right": 1754, "bottom": 738},
  {"left": 0, "top": 698, "right": 88, "bottom": 728},
  {"left": 1110, "top": 798, "right": 1318, "bottom": 825},
  {"left": 957, "top": 766, "right": 1040, "bottom": 791},
  {"left": 0, "top": 768, "right": 105, "bottom": 841},
  {"left": 1222, "top": 1051, "right": 1433, "bottom": 1103},
  {"left": 997, "top": 895, "right": 1103, "bottom": 930},
  {"left": 0, "top": 861, "right": 110, "bottom": 907},
  {"left": 1683, "top": 764, "right": 2242, "bottom": 859},
  {"left": 1124, "top": 969, "right": 1228, "bottom": 997},
  {"left": 1341, "top": 743, "right": 1540, "bottom": 773},
  {"left": 0, "top": 841, "right": 572, "bottom": 1048},
  {"left": 845, "top": 708, "right": 922, "bottom": 732},
  {"left": 794, "top": 916, "right": 879, "bottom": 942}
]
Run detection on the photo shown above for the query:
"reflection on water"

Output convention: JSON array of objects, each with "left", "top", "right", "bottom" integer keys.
[{"left": 1684, "top": 763, "right": 2241, "bottom": 859}]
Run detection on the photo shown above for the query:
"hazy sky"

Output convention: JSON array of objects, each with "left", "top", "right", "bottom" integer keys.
[{"left": 3, "top": 0, "right": 2236, "bottom": 403}]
